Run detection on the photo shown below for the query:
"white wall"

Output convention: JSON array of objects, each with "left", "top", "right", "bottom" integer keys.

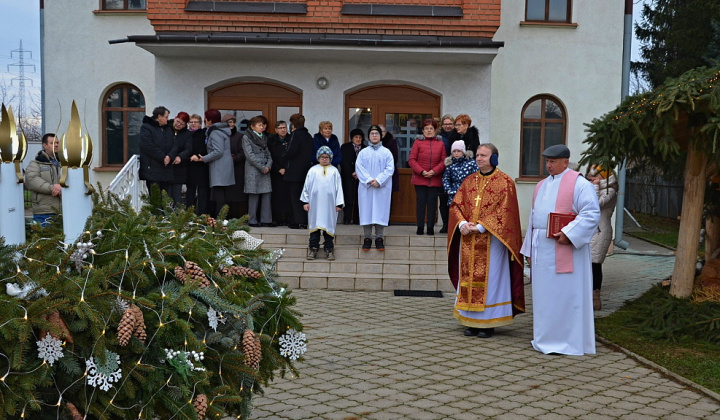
[
  {"left": 42, "top": 0, "right": 155, "bottom": 186},
  {"left": 491, "top": 0, "right": 625, "bottom": 226},
  {"left": 155, "top": 55, "right": 492, "bottom": 139}
]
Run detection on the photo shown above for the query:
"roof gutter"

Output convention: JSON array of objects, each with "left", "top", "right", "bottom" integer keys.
[{"left": 109, "top": 33, "right": 504, "bottom": 49}]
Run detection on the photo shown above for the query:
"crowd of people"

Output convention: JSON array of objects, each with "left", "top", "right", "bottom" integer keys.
[{"left": 133, "top": 106, "right": 614, "bottom": 357}]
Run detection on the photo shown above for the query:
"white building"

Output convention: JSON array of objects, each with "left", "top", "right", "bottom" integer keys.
[{"left": 41, "top": 0, "right": 624, "bottom": 226}]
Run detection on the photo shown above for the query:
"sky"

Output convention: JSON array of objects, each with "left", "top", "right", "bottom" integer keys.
[
  {"left": 0, "top": 0, "right": 41, "bottom": 108},
  {"left": 0, "top": 0, "right": 650, "bottom": 112}
]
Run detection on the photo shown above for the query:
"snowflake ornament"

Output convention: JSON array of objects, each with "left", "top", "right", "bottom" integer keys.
[
  {"left": 278, "top": 328, "right": 307, "bottom": 361},
  {"left": 208, "top": 306, "right": 220, "bottom": 331},
  {"left": 86, "top": 350, "right": 122, "bottom": 391},
  {"left": 37, "top": 334, "right": 64, "bottom": 366}
]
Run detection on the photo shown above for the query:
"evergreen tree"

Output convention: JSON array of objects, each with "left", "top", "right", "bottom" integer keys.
[
  {"left": 634, "top": 0, "right": 720, "bottom": 88},
  {"left": 0, "top": 187, "right": 305, "bottom": 419}
]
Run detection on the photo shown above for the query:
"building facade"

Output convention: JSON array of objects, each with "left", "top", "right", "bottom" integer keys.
[{"left": 41, "top": 0, "right": 624, "bottom": 226}]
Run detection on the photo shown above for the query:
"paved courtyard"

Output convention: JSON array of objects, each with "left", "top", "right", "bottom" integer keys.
[{"left": 243, "top": 238, "right": 720, "bottom": 419}]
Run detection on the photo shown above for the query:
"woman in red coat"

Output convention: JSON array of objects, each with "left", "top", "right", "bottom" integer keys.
[{"left": 408, "top": 118, "right": 447, "bottom": 235}]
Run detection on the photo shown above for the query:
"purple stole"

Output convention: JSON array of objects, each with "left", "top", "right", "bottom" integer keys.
[{"left": 532, "top": 170, "right": 580, "bottom": 273}]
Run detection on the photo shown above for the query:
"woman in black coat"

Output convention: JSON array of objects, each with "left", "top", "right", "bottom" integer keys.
[
  {"left": 283, "top": 113, "right": 314, "bottom": 229},
  {"left": 339, "top": 128, "right": 366, "bottom": 225},
  {"left": 448, "top": 114, "right": 480, "bottom": 155},
  {"left": 185, "top": 114, "right": 211, "bottom": 216},
  {"left": 268, "top": 120, "right": 291, "bottom": 225}
]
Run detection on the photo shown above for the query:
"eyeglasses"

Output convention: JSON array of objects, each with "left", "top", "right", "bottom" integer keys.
[
  {"left": 442, "top": 123, "right": 453, "bottom": 126},
  {"left": 318, "top": 156, "right": 331, "bottom": 159},
  {"left": 454, "top": 123, "right": 467, "bottom": 127}
]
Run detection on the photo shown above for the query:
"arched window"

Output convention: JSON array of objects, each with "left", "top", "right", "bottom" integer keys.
[
  {"left": 102, "top": 84, "right": 145, "bottom": 166},
  {"left": 520, "top": 95, "right": 567, "bottom": 177}
]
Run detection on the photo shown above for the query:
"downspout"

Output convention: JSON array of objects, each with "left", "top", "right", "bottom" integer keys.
[
  {"left": 614, "top": 0, "right": 632, "bottom": 250},
  {"left": 40, "top": 0, "right": 45, "bottom": 134}
]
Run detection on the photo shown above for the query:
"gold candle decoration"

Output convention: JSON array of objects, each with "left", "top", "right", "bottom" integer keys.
[
  {"left": 0, "top": 103, "right": 28, "bottom": 182},
  {"left": 58, "top": 101, "right": 94, "bottom": 194}
]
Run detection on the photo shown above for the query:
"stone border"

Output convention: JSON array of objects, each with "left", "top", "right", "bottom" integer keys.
[{"left": 597, "top": 335, "right": 720, "bottom": 403}]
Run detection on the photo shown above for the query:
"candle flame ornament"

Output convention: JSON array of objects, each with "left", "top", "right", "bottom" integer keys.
[
  {"left": 0, "top": 103, "right": 27, "bottom": 182},
  {"left": 58, "top": 101, "right": 94, "bottom": 194}
]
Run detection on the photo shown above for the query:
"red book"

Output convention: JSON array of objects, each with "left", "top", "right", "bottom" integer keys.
[{"left": 547, "top": 212, "right": 576, "bottom": 238}]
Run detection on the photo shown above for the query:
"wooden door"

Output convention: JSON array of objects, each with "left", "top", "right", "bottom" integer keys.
[
  {"left": 208, "top": 82, "right": 301, "bottom": 133},
  {"left": 345, "top": 85, "right": 441, "bottom": 223}
]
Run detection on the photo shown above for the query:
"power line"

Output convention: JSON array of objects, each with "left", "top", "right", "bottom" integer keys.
[{"left": 7, "top": 39, "right": 36, "bottom": 133}]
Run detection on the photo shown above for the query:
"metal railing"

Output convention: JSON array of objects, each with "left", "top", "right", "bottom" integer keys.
[{"left": 107, "top": 154, "right": 146, "bottom": 212}]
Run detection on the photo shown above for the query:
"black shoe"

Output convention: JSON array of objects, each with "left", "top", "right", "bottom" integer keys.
[
  {"left": 439, "top": 225, "right": 448, "bottom": 234},
  {"left": 344, "top": 220, "right": 352, "bottom": 225},
  {"left": 261, "top": 223, "right": 277, "bottom": 227},
  {"left": 464, "top": 327, "right": 480, "bottom": 336},
  {"left": 362, "top": 238, "right": 372, "bottom": 251},
  {"left": 477, "top": 328, "right": 495, "bottom": 338},
  {"left": 427, "top": 227, "right": 435, "bottom": 236},
  {"left": 416, "top": 227, "right": 424, "bottom": 235},
  {"left": 288, "top": 223, "right": 301, "bottom": 229},
  {"left": 299, "top": 224, "right": 308, "bottom": 229},
  {"left": 375, "top": 238, "right": 385, "bottom": 251},
  {"left": 249, "top": 223, "right": 261, "bottom": 227}
]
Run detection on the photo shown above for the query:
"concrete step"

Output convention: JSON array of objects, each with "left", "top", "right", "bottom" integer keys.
[{"left": 246, "top": 223, "right": 453, "bottom": 292}]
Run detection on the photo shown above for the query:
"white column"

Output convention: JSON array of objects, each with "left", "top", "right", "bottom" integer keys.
[
  {"left": 61, "top": 168, "right": 92, "bottom": 243},
  {"left": 0, "top": 164, "right": 26, "bottom": 245}
]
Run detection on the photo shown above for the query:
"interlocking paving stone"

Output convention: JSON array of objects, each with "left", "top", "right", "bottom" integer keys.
[{"left": 244, "top": 240, "right": 720, "bottom": 420}]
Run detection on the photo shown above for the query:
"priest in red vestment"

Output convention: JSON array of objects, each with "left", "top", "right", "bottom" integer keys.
[{"left": 447, "top": 143, "right": 525, "bottom": 338}]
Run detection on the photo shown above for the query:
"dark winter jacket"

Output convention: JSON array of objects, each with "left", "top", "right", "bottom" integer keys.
[
  {"left": 227, "top": 127, "right": 246, "bottom": 199},
  {"left": 442, "top": 152, "right": 479, "bottom": 204},
  {"left": 382, "top": 132, "right": 400, "bottom": 192},
  {"left": 312, "top": 133, "right": 342, "bottom": 167},
  {"left": 139, "top": 115, "right": 174, "bottom": 182},
  {"left": 25, "top": 150, "right": 62, "bottom": 215},
  {"left": 408, "top": 136, "right": 446, "bottom": 188},
  {"left": 448, "top": 126, "right": 480, "bottom": 155},
  {"left": 339, "top": 141, "right": 366, "bottom": 182},
  {"left": 283, "top": 127, "right": 314, "bottom": 183},
  {"left": 169, "top": 122, "right": 193, "bottom": 184},
  {"left": 187, "top": 128, "right": 209, "bottom": 186},
  {"left": 439, "top": 128, "right": 455, "bottom": 155},
  {"left": 268, "top": 133, "right": 290, "bottom": 173}
]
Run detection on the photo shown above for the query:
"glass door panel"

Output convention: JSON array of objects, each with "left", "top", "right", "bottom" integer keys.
[
  {"left": 347, "top": 107, "right": 373, "bottom": 142},
  {"left": 219, "top": 109, "right": 263, "bottom": 132},
  {"left": 276, "top": 106, "right": 300, "bottom": 133},
  {"left": 385, "top": 113, "right": 432, "bottom": 168}
]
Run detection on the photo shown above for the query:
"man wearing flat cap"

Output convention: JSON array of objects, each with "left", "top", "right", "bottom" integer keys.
[{"left": 520, "top": 144, "right": 600, "bottom": 355}]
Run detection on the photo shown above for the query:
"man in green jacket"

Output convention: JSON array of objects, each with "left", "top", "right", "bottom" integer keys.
[{"left": 25, "top": 133, "right": 62, "bottom": 226}]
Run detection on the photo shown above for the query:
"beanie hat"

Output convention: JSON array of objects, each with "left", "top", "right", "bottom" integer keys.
[
  {"left": 316, "top": 145, "right": 333, "bottom": 160},
  {"left": 367, "top": 125, "right": 382, "bottom": 138},
  {"left": 175, "top": 112, "right": 190, "bottom": 124},
  {"left": 451, "top": 140, "right": 466, "bottom": 152},
  {"left": 221, "top": 113, "right": 236, "bottom": 123},
  {"left": 349, "top": 128, "right": 365, "bottom": 140}
]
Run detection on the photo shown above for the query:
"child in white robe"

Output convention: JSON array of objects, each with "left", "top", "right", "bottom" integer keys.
[{"left": 301, "top": 146, "right": 345, "bottom": 260}]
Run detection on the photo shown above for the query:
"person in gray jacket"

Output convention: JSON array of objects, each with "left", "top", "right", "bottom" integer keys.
[
  {"left": 191, "top": 109, "right": 234, "bottom": 218},
  {"left": 25, "top": 133, "right": 62, "bottom": 226},
  {"left": 242, "top": 115, "right": 273, "bottom": 227}
]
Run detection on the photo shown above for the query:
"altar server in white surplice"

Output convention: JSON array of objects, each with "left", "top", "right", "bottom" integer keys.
[
  {"left": 355, "top": 125, "right": 395, "bottom": 251},
  {"left": 520, "top": 145, "right": 600, "bottom": 356},
  {"left": 301, "top": 146, "right": 345, "bottom": 261}
]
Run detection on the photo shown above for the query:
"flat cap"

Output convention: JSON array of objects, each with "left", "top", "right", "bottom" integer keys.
[{"left": 542, "top": 144, "right": 570, "bottom": 159}]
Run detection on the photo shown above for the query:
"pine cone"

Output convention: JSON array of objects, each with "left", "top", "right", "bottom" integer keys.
[
  {"left": 117, "top": 307, "right": 136, "bottom": 346},
  {"left": 184, "top": 261, "right": 211, "bottom": 288},
  {"left": 206, "top": 217, "right": 217, "bottom": 228},
  {"left": 65, "top": 402, "right": 83, "bottom": 420},
  {"left": 174, "top": 266, "right": 187, "bottom": 282},
  {"left": 242, "top": 329, "right": 261, "bottom": 370},
  {"left": 130, "top": 304, "right": 147, "bottom": 343},
  {"left": 193, "top": 393, "right": 208, "bottom": 420},
  {"left": 222, "top": 265, "right": 262, "bottom": 279},
  {"left": 42, "top": 311, "right": 74, "bottom": 343}
]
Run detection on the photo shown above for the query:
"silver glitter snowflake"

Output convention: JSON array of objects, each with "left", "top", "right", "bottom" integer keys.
[
  {"left": 208, "top": 306, "right": 219, "bottom": 331},
  {"left": 86, "top": 350, "right": 122, "bottom": 391},
  {"left": 278, "top": 328, "right": 307, "bottom": 361},
  {"left": 36, "top": 334, "right": 64, "bottom": 366}
]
